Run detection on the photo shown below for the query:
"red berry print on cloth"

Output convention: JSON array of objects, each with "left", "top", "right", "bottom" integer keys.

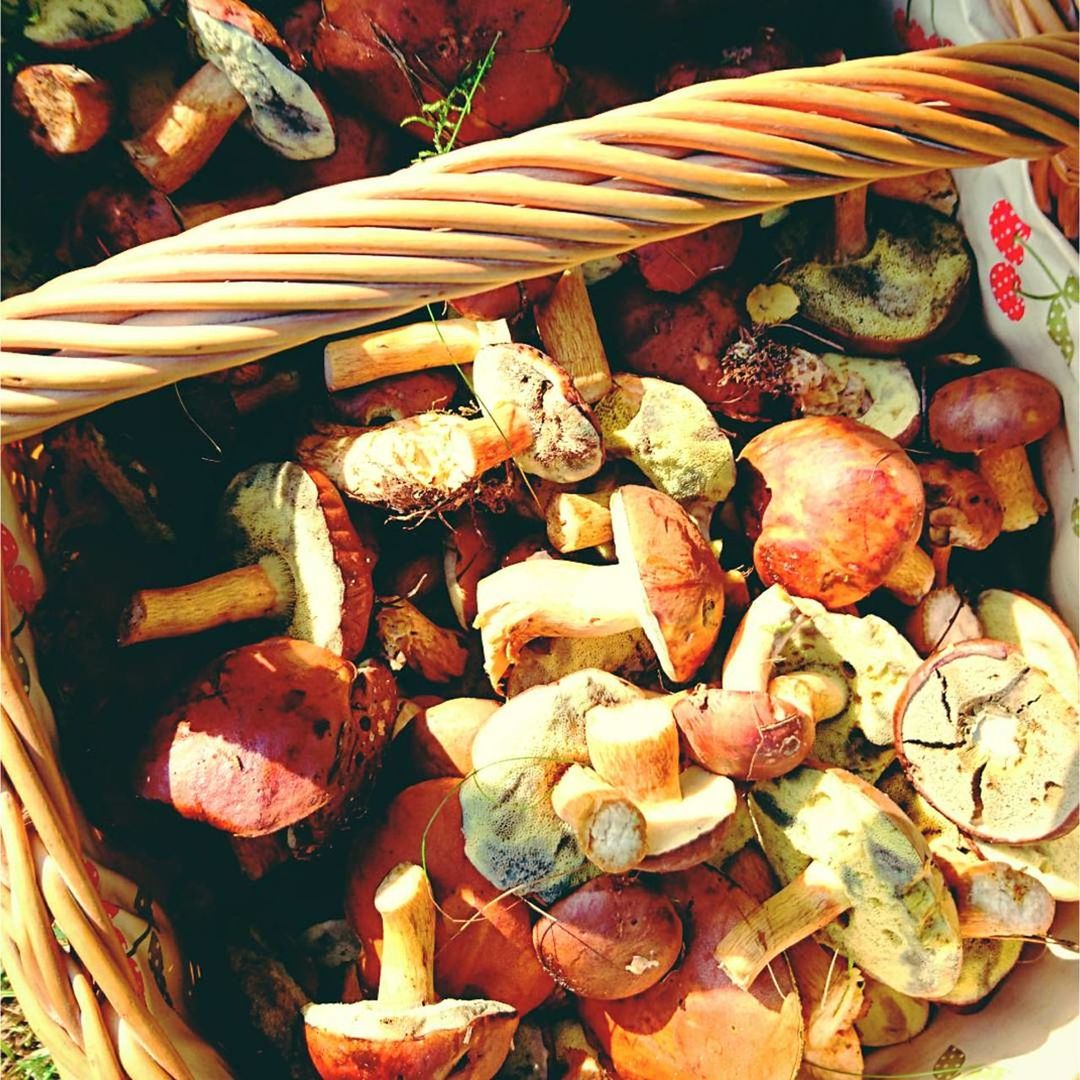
[
  {"left": 1, "top": 525, "right": 16, "bottom": 573},
  {"left": 990, "top": 262, "right": 1025, "bottom": 321},
  {"left": 989, "top": 199, "right": 1032, "bottom": 265},
  {"left": 6, "top": 564, "right": 37, "bottom": 611}
]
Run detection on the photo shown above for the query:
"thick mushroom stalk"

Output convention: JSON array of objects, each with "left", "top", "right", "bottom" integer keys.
[
  {"left": 476, "top": 486, "right": 725, "bottom": 687},
  {"left": 305, "top": 863, "right": 517, "bottom": 1080},
  {"left": 587, "top": 698, "right": 737, "bottom": 872},
  {"left": 550, "top": 765, "right": 647, "bottom": 874},
  {"left": 120, "top": 462, "right": 375, "bottom": 658}
]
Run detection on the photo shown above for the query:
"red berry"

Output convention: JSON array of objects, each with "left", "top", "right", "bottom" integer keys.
[
  {"left": 5, "top": 564, "right": 37, "bottom": 611},
  {"left": 988, "top": 199, "right": 1031, "bottom": 265},
  {"left": 1, "top": 526, "right": 17, "bottom": 573},
  {"left": 989, "top": 261, "right": 1026, "bottom": 321}
]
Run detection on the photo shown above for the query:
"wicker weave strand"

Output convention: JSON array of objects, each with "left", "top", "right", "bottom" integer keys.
[{"left": 1, "top": 33, "right": 1076, "bottom": 442}]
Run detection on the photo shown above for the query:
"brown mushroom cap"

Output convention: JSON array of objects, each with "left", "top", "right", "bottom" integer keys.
[
  {"left": 610, "top": 486, "right": 725, "bottom": 682},
  {"left": 918, "top": 459, "right": 1004, "bottom": 551},
  {"left": 895, "top": 639, "right": 1079, "bottom": 844},
  {"left": 135, "top": 637, "right": 364, "bottom": 836},
  {"left": 928, "top": 368, "right": 1062, "bottom": 453},
  {"left": 532, "top": 876, "right": 683, "bottom": 1000}
]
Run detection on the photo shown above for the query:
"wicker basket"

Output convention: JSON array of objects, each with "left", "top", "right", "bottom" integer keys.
[{"left": 1, "top": 32, "right": 1077, "bottom": 1079}]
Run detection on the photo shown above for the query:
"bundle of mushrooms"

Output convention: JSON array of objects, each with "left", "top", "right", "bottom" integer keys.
[{"left": 35, "top": 169, "right": 1078, "bottom": 1080}]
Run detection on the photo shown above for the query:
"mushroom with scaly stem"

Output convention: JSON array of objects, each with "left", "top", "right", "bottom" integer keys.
[
  {"left": 305, "top": 863, "right": 518, "bottom": 1080},
  {"left": 120, "top": 462, "right": 375, "bottom": 658}
]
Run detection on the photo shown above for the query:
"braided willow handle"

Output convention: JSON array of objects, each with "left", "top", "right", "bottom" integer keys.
[{"left": 2, "top": 33, "right": 1076, "bottom": 442}]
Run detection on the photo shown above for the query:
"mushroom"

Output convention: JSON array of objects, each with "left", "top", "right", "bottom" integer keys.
[
  {"left": 405, "top": 697, "right": 499, "bottom": 780},
  {"left": 894, "top": 639, "right": 1079, "bottom": 844},
  {"left": 550, "top": 1019, "right": 613, "bottom": 1080},
  {"left": 60, "top": 184, "right": 182, "bottom": 266},
  {"left": 475, "top": 486, "right": 725, "bottom": 689},
  {"left": 444, "top": 512, "right": 498, "bottom": 629},
  {"left": 545, "top": 492, "right": 614, "bottom": 555},
  {"left": 134, "top": 637, "right": 387, "bottom": 838},
  {"left": 23, "top": 0, "right": 164, "bottom": 49},
  {"left": 314, "top": 0, "right": 568, "bottom": 143},
  {"left": 120, "top": 461, "right": 376, "bottom": 659},
  {"left": 593, "top": 374, "right": 736, "bottom": 535},
  {"left": 532, "top": 876, "right": 683, "bottom": 1000},
  {"left": 231, "top": 657, "right": 397, "bottom": 879},
  {"left": 903, "top": 585, "right": 984, "bottom": 657},
  {"left": 505, "top": 630, "right": 657, "bottom": 698},
  {"left": 586, "top": 697, "right": 738, "bottom": 872},
  {"left": 777, "top": 190, "right": 972, "bottom": 354},
  {"left": 460, "top": 669, "right": 644, "bottom": 902},
  {"left": 973, "top": 827, "right": 1080, "bottom": 904},
  {"left": 300, "top": 343, "right": 601, "bottom": 516},
  {"left": 933, "top": 938, "right": 1024, "bottom": 1009},
  {"left": 12, "top": 64, "right": 113, "bottom": 155},
  {"left": 345, "top": 779, "right": 555, "bottom": 1015},
  {"left": 123, "top": 0, "right": 334, "bottom": 193},
  {"left": 716, "top": 765, "right": 963, "bottom": 997},
  {"left": 721, "top": 584, "right": 920, "bottom": 782},
  {"left": 737, "top": 416, "right": 927, "bottom": 608},
  {"left": 870, "top": 169, "right": 959, "bottom": 216},
  {"left": 634, "top": 222, "right": 743, "bottom": 294},
  {"left": 324, "top": 317, "right": 510, "bottom": 395},
  {"left": 305, "top": 863, "right": 517, "bottom": 1080},
  {"left": 496, "top": 1020, "right": 549, "bottom": 1080},
  {"left": 928, "top": 368, "right": 1062, "bottom": 532},
  {"left": 550, "top": 765, "right": 648, "bottom": 874},
  {"left": 375, "top": 598, "right": 468, "bottom": 683},
  {"left": 854, "top": 979, "right": 930, "bottom": 1047},
  {"left": 276, "top": 103, "right": 391, "bottom": 194},
  {"left": 918, "top": 458, "right": 1004, "bottom": 585},
  {"left": 451, "top": 277, "right": 559, "bottom": 323},
  {"left": 329, "top": 370, "right": 458, "bottom": 427},
  {"left": 578, "top": 867, "right": 804, "bottom": 1080}
]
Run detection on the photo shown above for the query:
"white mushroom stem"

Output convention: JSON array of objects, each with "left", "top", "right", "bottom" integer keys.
[
  {"left": 715, "top": 861, "right": 851, "bottom": 990},
  {"left": 475, "top": 560, "right": 645, "bottom": 687},
  {"left": 123, "top": 63, "right": 247, "bottom": 194},
  {"left": 119, "top": 556, "right": 290, "bottom": 646},
  {"left": 551, "top": 764, "right": 647, "bottom": 874},
  {"left": 533, "top": 266, "right": 613, "bottom": 404},
  {"left": 374, "top": 863, "right": 437, "bottom": 1010},
  {"left": 324, "top": 318, "right": 511, "bottom": 392},
  {"left": 976, "top": 447, "right": 1048, "bottom": 532},
  {"left": 586, "top": 698, "right": 682, "bottom": 805},
  {"left": 833, "top": 185, "right": 870, "bottom": 262},
  {"left": 546, "top": 492, "right": 613, "bottom": 553}
]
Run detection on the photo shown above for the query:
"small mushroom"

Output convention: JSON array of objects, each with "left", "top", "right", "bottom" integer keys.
[
  {"left": 60, "top": 184, "right": 183, "bottom": 265},
  {"left": 634, "top": 222, "right": 743, "bottom": 294},
  {"left": 578, "top": 867, "right": 804, "bottom": 1080},
  {"left": 475, "top": 486, "right": 725, "bottom": 688},
  {"left": 545, "top": 492, "right": 614, "bottom": 554},
  {"left": 329, "top": 370, "right": 458, "bottom": 427},
  {"left": 593, "top": 374, "right": 736, "bottom": 534},
  {"left": 120, "top": 462, "right": 376, "bottom": 659},
  {"left": 305, "top": 863, "right": 517, "bottom": 1080},
  {"left": 375, "top": 598, "right": 468, "bottom": 683},
  {"left": 717, "top": 765, "right": 962, "bottom": 997},
  {"left": 918, "top": 459, "right": 1004, "bottom": 586},
  {"left": 405, "top": 697, "right": 499, "bottom": 780},
  {"left": 12, "top": 64, "right": 114, "bottom": 155},
  {"left": 928, "top": 368, "right": 1062, "bottom": 532},
  {"left": 854, "top": 979, "right": 930, "bottom": 1047},
  {"left": 903, "top": 585, "right": 984, "bottom": 657},
  {"left": 346, "top": 779, "right": 555, "bottom": 1014},
  {"left": 135, "top": 637, "right": 386, "bottom": 838},
  {"left": 777, "top": 192, "right": 972, "bottom": 354},
  {"left": 124, "top": 0, "right": 334, "bottom": 192},
  {"left": 444, "top": 512, "right": 499, "bottom": 629},
  {"left": 895, "top": 639, "right": 1079, "bottom": 844},
  {"left": 532, "top": 876, "right": 682, "bottom": 1000},
  {"left": 586, "top": 697, "right": 738, "bottom": 872},
  {"left": 460, "top": 669, "right": 644, "bottom": 902},
  {"left": 737, "top": 416, "right": 926, "bottom": 608},
  {"left": 973, "top": 827, "right": 1080, "bottom": 903}
]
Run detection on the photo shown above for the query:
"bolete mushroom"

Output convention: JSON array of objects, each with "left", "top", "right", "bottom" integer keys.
[
  {"left": 854, "top": 979, "right": 930, "bottom": 1047},
  {"left": 933, "top": 938, "right": 1023, "bottom": 1009},
  {"left": 120, "top": 461, "right": 376, "bottom": 659},
  {"left": 504, "top": 630, "right": 657, "bottom": 698},
  {"left": 550, "top": 765, "right": 648, "bottom": 874},
  {"left": 23, "top": 0, "right": 165, "bottom": 49},
  {"left": 12, "top": 64, "right": 114, "bottom": 156},
  {"left": 124, "top": 0, "right": 334, "bottom": 193},
  {"left": 634, "top": 222, "right": 744, "bottom": 294},
  {"left": 578, "top": 867, "right": 804, "bottom": 1080},
  {"left": 586, "top": 697, "right": 738, "bottom": 872},
  {"left": 903, "top": 586, "right": 984, "bottom": 658},
  {"left": 895, "top": 639, "right": 1079, "bottom": 844},
  {"left": 532, "top": 876, "right": 683, "bottom": 1001},
  {"left": 329, "top": 370, "right": 458, "bottom": 427},
  {"left": 777, "top": 191, "right": 972, "bottom": 354},
  {"left": 135, "top": 637, "right": 387, "bottom": 838},
  {"left": 928, "top": 368, "right": 1062, "bottom": 533},
  {"left": 444, "top": 512, "right": 498, "bottom": 630},
  {"left": 717, "top": 765, "right": 963, "bottom": 998},
  {"left": 475, "top": 486, "right": 725, "bottom": 689},
  {"left": 973, "top": 827, "right": 1080, "bottom": 904},
  {"left": 737, "top": 416, "right": 927, "bottom": 608},
  {"left": 345, "top": 779, "right": 555, "bottom": 1015},
  {"left": 405, "top": 697, "right": 499, "bottom": 780},
  {"left": 305, "top": 863, "right": 517, "bottom": 1080},
  {"left": 375, "top": 598, "right": 469, "bottom": 683},
  {"left": 460, "top": 669, "right": 645, "bottom": 902}
]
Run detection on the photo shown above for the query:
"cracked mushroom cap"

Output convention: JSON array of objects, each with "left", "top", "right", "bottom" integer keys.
[
  {"left": 221, "top": 462, "right": 376, "bottom": 659},
  {"left": 610, "top": 486, "right": 725, "bottom": 683},
  {"left": 895, "top": 639, "right": 1079, "bottom": 844},
  {"left": 751, "top": 765, "right": 963, "bottom": 998},
  {"left": 188, "top": 0, "right": 335, "bottom": 161},
  {"left": 135, "top": 637, "right": 366, "bottom": 836},
  {"left": 471, "top": 343, "right": 602, "bottom": 483},
  {"left": 461, "top": 669, "right": 645, "bottom": 903}
]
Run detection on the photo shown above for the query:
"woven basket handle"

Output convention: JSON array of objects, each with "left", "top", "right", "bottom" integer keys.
[{"left": 1, "top": 32, "right": 1076, "bottom": 443}]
